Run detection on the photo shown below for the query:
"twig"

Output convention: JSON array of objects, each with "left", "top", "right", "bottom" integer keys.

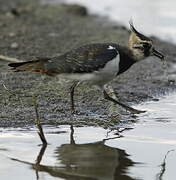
[
  {"left": 156, "top": 149, "right": 175, "bottom": 180},
  {"left": 35, "top": 144, "right": 47, "bottom": 165},
  {"left": 10, "top": 144, "right": 47, "bottom": 180},
  {"left": 0, "top": 55, "right": 24, "bottom": 62},
  {"left": 35, "top": 144, "right": 47, "bottom": 180},
  {"left": 2, "top": 83, "right": 16, "bottom": 95},
  {"left": 2, "top": 83, "right": 24, "bottom": 107},
  {"left": 32, "top": 96, "right": 47, "bottom": 145},
  {"left": 70, "top": 125, "right": 75, "bottom": 144},
  {"left": 103, "top": 135, "right": 122, "bottom": 142}
]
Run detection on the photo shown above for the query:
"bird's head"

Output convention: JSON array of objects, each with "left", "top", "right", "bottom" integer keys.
[{"left": 128, "top": 22, "right": 164, "bottom": 61}]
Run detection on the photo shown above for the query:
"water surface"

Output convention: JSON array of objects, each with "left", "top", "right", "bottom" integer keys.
[{"left": 0, "top": 93, "right": 176, "bottom": 180}]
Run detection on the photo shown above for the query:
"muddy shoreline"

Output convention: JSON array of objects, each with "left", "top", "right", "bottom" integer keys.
[{"left": 0, "top": 0, "right": 176, "bottom": 128}]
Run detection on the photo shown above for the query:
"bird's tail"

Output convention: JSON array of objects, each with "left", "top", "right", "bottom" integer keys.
[{"left": 9, "top": 60, "right": 46, "bottom": 73}]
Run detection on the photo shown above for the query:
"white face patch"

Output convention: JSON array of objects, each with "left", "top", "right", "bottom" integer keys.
[{"left": 108, "top": 45, "right": 115, "bottom": 50}]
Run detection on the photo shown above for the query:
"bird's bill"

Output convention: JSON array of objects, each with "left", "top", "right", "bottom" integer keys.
[{"left": 152, "top": 48, "right": 165, "bottom": 61}]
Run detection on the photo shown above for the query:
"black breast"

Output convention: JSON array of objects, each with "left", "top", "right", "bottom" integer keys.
[{"left": 117, "top": 47, "right": 135, "bottom": 75}]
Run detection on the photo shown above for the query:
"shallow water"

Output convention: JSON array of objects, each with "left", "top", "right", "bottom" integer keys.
[
  {"left": 0, "top": 93, "right": 176, "bottom": 180},
  {"left": 42, "top": 0, "right": 176, "bottom": 43}
]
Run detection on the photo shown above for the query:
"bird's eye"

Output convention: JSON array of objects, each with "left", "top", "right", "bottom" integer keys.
[
  {"left": 133, "top": 45, "right": 144, "bottom": 50},
  {"left": 142, "top": 43, "right": 152, "bottom": 50}
]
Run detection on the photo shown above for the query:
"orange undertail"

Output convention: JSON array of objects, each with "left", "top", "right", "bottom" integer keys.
[{"left": 9, "top": 60, "right": 54, "bottom": 76}]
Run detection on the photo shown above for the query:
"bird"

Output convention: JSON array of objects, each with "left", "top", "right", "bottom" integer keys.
[{"left": 8, "top": 22, "right": 164, "bottom": 114}]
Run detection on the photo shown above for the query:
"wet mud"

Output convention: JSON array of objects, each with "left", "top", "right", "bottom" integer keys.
[{"left": 0, "top": 0, "right": 176, "bottom": 128}]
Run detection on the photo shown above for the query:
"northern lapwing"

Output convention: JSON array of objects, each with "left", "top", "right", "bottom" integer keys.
[{"left": 9, "top": 22, "right": 164, "bottom": 114}]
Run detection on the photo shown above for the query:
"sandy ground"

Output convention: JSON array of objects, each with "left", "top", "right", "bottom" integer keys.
[{"left": 0, "top": 0, "right": 176, "bottom": 128}]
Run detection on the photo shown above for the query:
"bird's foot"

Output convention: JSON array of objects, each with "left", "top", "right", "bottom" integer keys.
[{"left": 126, "top": 106, "right": 146, "bottom": 114}]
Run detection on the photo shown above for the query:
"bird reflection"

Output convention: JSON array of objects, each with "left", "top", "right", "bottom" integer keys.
[
  {"left": 12, "top": 125, "right": 136, "bottom": 180},
  {"left": 35, "top": 125, "right": 135, "bottom": 180}
]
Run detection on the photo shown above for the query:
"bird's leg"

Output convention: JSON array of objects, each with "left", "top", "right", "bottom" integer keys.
[
  {"left": 70, "top": 81, "right": 79, "bottom": 114},
  {"left": 103, "top": 89, "right": 146, "bottom": 114}
]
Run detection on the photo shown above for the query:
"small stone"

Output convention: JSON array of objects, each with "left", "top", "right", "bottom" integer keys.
[
  {"left": 168, "top": 79, "right": 175, "bottom": 84},
  {"left": 10, "top": 42, "right": 19, "bottom": 49},
  {"left": 65, "top": 4, "right": 88, "bottom": 16},
  {"left": 152, "top": 98, "right": 159, "bottom": 102},
  {"left": 9, "top": 32, "right": 16, "bottom": 37},
  {"left": 10, "top": 8, "right": 20, "bottom": 17},
  {"left": 48, "top": 32, "right": 58, "bottom": 37}
]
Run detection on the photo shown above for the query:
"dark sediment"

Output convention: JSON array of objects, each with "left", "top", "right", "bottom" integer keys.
[{"left": 0, "top": 0, "right": 176, "bottom": 128}]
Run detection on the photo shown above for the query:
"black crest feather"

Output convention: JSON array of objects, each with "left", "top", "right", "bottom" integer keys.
[{"left": 129, "top": 20, "right": 151, "bottom": 41}]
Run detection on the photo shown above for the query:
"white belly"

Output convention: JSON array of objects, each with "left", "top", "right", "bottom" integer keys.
[{"left": 58, "top": 55, "right": 120, "bottom": 87}]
